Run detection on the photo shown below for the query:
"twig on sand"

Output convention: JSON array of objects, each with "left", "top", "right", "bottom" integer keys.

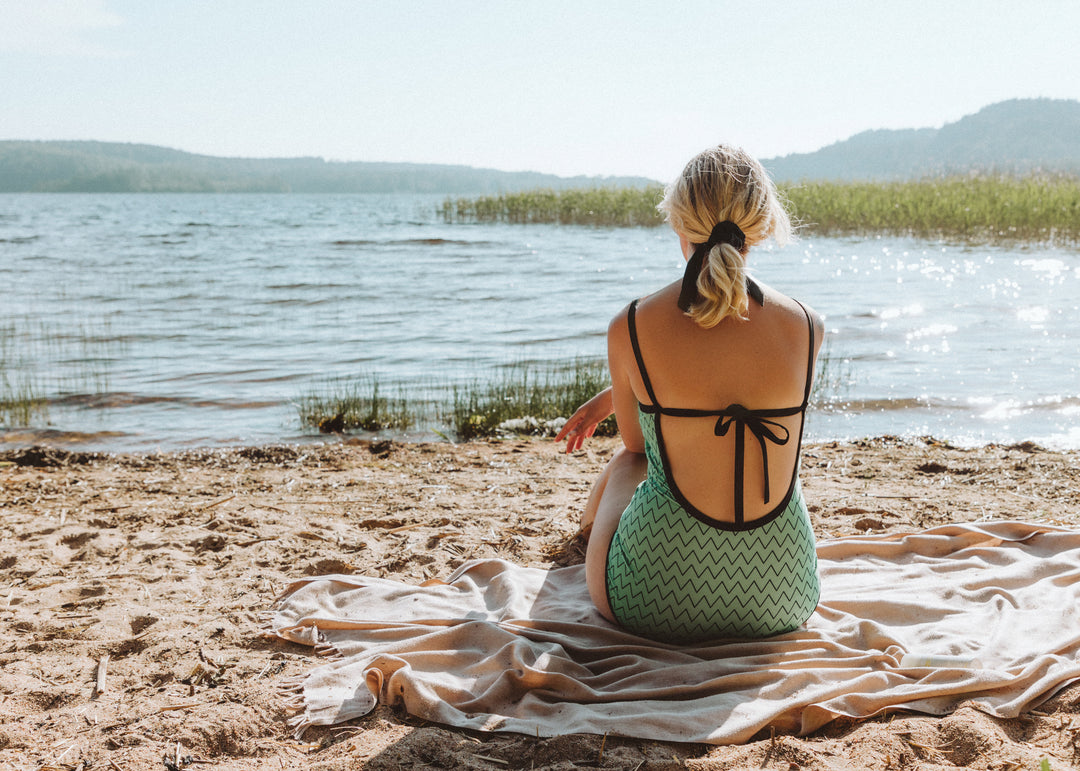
[
  {"left": 158, "top": 703, "right": 200, "bottom": 712},
  {"left": 195, "top": 494, "right": 235, "bottom": 511},
  {"left": 281, "top": 499, "right": 369, "bottom": 504},
  {"left": 95, "top": 654, "right": 109, "bottom": 695}
]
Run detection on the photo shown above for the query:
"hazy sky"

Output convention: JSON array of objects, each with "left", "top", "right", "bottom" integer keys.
[{"left": 3, "top": 0, "right": 1078, "bottom": 180}]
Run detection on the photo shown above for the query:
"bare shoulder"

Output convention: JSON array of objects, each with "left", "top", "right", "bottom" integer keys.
[
  {"left": 607, "top": 301, "right": 632, "bottom": 339},
  {"left": 606, "top": 302, "right": 635, "bottom": 365},
  {"left": 607, "top": 284, "right": 676, "bottom": 337},
  {"left": 757, "top": 280, "right": 825, "bottom": 347},
  {"left": 759, "top": 281, "right": 821, "bottom": 320}
]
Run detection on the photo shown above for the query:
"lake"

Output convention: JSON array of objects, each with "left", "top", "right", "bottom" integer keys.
[{"left": 1, "top": 193, "right": 1078, "bottom": 451}]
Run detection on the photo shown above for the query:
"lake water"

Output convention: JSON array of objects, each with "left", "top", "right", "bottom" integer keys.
[{"left": 2, "top": 193, "right": 1079, "bottom": 451}]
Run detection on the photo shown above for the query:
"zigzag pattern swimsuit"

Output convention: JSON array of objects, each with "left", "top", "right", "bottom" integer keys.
[{"left": 605, "top": 288, "right": 820, "bottom": 643}]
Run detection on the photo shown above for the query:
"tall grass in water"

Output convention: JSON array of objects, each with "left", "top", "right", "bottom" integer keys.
[
  {"left": 0, "top": 321, "right": 48, "bottom": 425},
  {"left": 0, "top": 316, "right": 126, "bottom": 427},
  {"left": 294, "top": 376, "right": 413, "bottom": 432},
  {"left": 783, "top": 173, "right": 1080, "bottom": 242},
  {"left": 441, "top": 185, "right": 666, "bottom": 227},
  {"left": 442, "top": 175, "right": 1080, "bottom": 242},
  {"left": 448, "top": 358, "right": 615, "bottom": 440},
  {"left": 295, "top": 359, "right": 616, "bottom": 440},
  {"left": 0, "top": 375, "right": 47, "bottom": 426},
  {"left": 296, "top": 348, "right": 858, "bottom": 441},
  {"left": 808, "top": 336, "right": 854, "bottom": 409}
]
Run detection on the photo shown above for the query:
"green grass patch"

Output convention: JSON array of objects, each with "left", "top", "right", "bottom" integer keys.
[
  {"left": 440, "top": 185, "right": 666, "bottom": 227},
  {"left": 441, "top": 174, "right": 1080, "bottom": 243},
  {"left": 0, "top": 374, "right": 48, "bottom": 426},
  {"left": 783, "top": 173, "right": 1080, "bottom": 242},
  {"left": 0, "top": 316, "right": 125, "bottom": 427},
  {"left": 295, "top": 359, "right": 616, "bottom": 441},
  {"left": 447, "top": 358, "right": 615, "bottom": 440},
  {"left": 294, "top": 375, "right": 414, "bottom": 432},
  {"left": 295, "top": 347, "right": 855, "bottom": 442}
]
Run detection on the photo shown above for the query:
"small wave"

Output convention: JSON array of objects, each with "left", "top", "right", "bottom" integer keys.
[
  {"left": 0, "top": 428, "right": 128, "bottom": 448},
  {"left": 0, "top": 235, "right": 40, "bottom": 244},
  {"left": 265, "top": 283, "right": 357, "bottom": 290},
  {"left": 257, "top": 297, "right": 341, "bottom": 307},
  {"left": 51, "top": 392, "right": 281, "bottom": 410},
  {"left": 331, "top": 237, "right": 482, "bottom": 247}
]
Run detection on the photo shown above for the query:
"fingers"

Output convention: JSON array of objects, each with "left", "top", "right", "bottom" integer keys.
[
  {"left": 556, "top": 414, "right": 604, "bottom": 453},
  {"left": 554, "top": 418, "right": 578, "bottom": 444}
]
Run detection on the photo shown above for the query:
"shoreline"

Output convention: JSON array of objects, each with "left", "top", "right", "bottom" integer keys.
[
  {"left": 5, "top": 425, "right": 1080, "bottom": 458},
  {"left": 3, "top": 435, "right": 1080, "bottom": 769}
]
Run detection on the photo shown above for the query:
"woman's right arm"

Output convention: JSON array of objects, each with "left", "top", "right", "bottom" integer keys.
[
  {"left": 554, "top": 386, "right": 613, "bottom": 453},
  {"left": 555, "top": 304, "right": 646, "bottom": 455},
  {"left": 606, "top": 306, "right": 646, "bottom": 455}
]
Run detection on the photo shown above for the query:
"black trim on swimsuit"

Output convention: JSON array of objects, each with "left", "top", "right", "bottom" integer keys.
[{"left": 627, "top": 278, "right": 816, "bottom": 531}]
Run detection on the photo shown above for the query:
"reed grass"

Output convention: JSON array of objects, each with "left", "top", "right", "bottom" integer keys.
[
  {"left": 441, "top": 174, "right": 1080, "bottom": 242},
  {"left": 0, "top": 316, "right": 126, "bottom": 427},
  {"left": 296, "top": 347, "right": 854, "bottom": 441},
  {"left": 294, "top": 376, "right": 414, "bottom": 432},
  {"left": 808, "top": 336, "right": 854, "bottom": 409},
  {"left": 0, "top": 373, "right": 48, "bottom": 426},
  {"left": 784, "top": 173, "right": 1080, "bottom": 242},
  {"left": 294, "top": 359, "right": 615, "bottom": 440},
  {"left": 446, "top": 358, "right": 616, "bottom": 440},
  {"left": 440, "top": 185, "right": 665, "bottom": 227},
  {"left": 0, "top": 321, "right": 46, "bottom": 426}
]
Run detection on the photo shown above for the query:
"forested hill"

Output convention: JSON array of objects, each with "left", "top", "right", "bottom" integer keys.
[
  {"left": 764, "top": 98, "right": 1080, "bottom": 181},
  {"left": 0, "top": 140, "right": 657, "bottom": 193},
  {"left": 7, "top": 98, "right": 1079, "bottom": 192}
]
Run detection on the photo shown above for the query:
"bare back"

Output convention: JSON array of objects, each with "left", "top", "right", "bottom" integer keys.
[{"left": 622, "top": 279, "right": 822, "bottom": 526}]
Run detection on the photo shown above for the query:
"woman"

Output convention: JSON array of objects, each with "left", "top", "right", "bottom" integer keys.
[{"left": 556, "top": 145, "right": 824, "bottom": 644}]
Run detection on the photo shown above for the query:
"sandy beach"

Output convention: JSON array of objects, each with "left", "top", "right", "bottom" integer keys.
[{"left": 2, "top": 435, "right": 1079, "bottom": 770}]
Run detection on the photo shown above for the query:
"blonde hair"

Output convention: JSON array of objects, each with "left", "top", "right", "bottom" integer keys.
[{"left": 657, "top": 145, "right": 792, "bottom": 328}]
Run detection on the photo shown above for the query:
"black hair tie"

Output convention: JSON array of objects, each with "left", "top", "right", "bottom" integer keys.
[{"left": 677, "top": 220, "right": 747, "bottom": 312}]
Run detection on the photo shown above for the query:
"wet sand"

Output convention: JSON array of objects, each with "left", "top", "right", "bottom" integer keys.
[{"left": 2, "top": 436, "right": 1079, "bottom": 770}]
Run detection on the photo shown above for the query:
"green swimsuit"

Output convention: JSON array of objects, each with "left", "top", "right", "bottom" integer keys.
[{"left": 605, "top": 293, "right": 820, "bottom": 644}]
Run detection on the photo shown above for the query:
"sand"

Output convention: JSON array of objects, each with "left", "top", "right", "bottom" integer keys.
[{"left": 2, "top": 435, "right": 1079, "bottom": 770}]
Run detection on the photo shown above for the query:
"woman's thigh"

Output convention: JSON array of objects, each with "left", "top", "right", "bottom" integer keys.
[{"left": 583, "top": 447, "right": 647, "bottom": 622}]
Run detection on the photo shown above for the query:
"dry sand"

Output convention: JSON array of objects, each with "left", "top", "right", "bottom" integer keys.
[{"left": 2, "top": 435, "right": 1079, "bottom": 770}]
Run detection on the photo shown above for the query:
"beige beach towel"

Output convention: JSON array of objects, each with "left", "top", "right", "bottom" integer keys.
[{"left": 265, "top": 522, "right": 1080, "bottom": 743}]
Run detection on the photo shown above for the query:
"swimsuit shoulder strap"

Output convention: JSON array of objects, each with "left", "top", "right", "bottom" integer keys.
[
  {"left": 626, "top": 299, "right": 659, "bottom": 407},
  {"left": 793, "top": 299, "right": 816, "bottom": 409}
]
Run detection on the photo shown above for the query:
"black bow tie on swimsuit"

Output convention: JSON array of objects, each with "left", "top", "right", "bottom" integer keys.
[
  {"left": 713, "top": 404, "right": 792, "bottom": 516},
  {"left": 677, "top": 220, "right": 749, "bottom": 312}
]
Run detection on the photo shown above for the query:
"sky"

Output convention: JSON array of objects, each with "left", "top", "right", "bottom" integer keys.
[{"left": 2, "top": 0, "right": 1079, "bottom": 181}]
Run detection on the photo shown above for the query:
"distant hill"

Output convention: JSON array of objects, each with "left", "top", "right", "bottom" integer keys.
[
  {"left": 0, "top": 140, "right": 658, "bottom": 194},
  {"left": 764, "top": 98, "right": 1080, "bottom": 181}
]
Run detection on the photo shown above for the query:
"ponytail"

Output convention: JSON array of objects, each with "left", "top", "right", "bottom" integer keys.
[
  {"left": 658, "top": 145, "right": 792, "bottom": 327},
  {"left": 694, "top": 242, "right": 749, "bottom": 327}
]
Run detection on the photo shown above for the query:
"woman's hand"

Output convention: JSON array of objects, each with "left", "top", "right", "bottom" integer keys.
[{"left": 555, "top": 386, "right": 614, "bottom": 453}]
